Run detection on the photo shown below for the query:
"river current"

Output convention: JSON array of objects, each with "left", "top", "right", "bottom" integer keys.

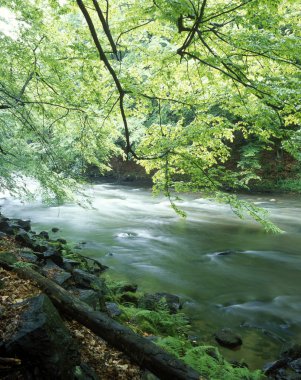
[{"left": 1, "top": 183, "right": 301, "bottom": 369}]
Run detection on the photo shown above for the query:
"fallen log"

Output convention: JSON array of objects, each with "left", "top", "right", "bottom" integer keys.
[{"left": 0, "top": 256, "right": 202, "bottom": 380}]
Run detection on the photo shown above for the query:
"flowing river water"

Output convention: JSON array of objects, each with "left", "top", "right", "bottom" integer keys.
[{"left": 1, "top": 183, "right": 301, "bottom": 370}]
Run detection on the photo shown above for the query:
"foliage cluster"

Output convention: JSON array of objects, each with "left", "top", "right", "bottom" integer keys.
[
  {"left": 0, "top": 0, "right": 300, "bottom": 224},
  {"left": 105, "top": 276, "right": 264, "bottom": 379}
]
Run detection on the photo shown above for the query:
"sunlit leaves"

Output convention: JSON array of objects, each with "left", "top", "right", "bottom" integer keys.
[{"left": 0, "top": 0, "right": 300, "bottom": 223}]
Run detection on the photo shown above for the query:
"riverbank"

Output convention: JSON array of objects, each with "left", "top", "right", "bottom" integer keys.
[
  {"left": 0, "top": 212, "right": 276, "bottom": 379},
  {"left": 1, "top": 184, "right": 301, "bottom": 374}
]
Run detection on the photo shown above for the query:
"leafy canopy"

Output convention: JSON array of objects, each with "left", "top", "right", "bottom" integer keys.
[{"left": 0, "top": 0, "right": 300, "bottom": 227}]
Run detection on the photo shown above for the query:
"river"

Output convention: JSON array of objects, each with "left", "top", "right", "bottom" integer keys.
[{"left": 1, "top": 183, "right": 301, "bottom": 369}]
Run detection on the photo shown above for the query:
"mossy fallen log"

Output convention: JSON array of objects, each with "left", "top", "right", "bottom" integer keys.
[{"left": 0, "top": 255, "right": 202, "bottom": 380}]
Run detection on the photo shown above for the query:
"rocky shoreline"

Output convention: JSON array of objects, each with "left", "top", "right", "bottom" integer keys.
[{"left": 0, "top": 213, "right": 300, "bottom": 379}]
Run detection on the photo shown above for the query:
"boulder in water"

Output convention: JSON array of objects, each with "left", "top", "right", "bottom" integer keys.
[{"left": 214, "top": 328, "right": 242, "bottom": 349}]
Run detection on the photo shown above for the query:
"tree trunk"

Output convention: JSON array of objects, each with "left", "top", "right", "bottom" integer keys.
[{"left": 0, "top": 257, "right": 202, "bottom": 380}]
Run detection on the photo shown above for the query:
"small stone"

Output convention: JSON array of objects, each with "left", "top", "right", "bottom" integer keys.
[
  {"left": 19, "top": 251, "right": 38, "bottom": 264},
  {"left": 53, "top": 271, "right": 72, "bottom": 286},
  {"left": 15, "top": 219, "right": 31, "bottom": 232},
  {"left": 52, "top": 227, "right": 60, "bottom": 233},
  {"left": 43, "top": 249, "right": 63, "bottom": 266},
  {"left": 38, "top": 231, "right": 49, "bottom": 240},
  {"left": 141, "top": 370, "right": 160, "bottom": 380},
  {"left": 281, "top": 344, "right": 301, "bottom": 360},
  {"left": 214, "top": 328, "right": 242, "bottom": 349},
  {"left": 217, "top": 250, "right": 236, "bottom": 256},
  {"left": 105, "top": 302, "right": 122, "bottom": 317},
  {"left": 15, "top": 230, "right": 33, "bottom": 247},
  {"left": 63, "top": 258, "right": 81, "bottom": 272},
  {"left": 74, "top": 362, "right": 100, "bottom": 380},
  {"left": 230, "top": 360, "right": 249, "bottom": 369},
  {"left": 32, "top": 242, "right": 48, "bottom": 253},
  {"left": 289, "top": 358, "right": 301, "bottom": 373},
  {"left": 120, "top": 292, "right": 139, "bottom": 305},
  {"left": 57, "top": 238, "right": 67, "bottom": 244}
]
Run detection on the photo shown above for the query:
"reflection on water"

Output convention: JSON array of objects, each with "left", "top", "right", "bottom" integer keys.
[{"left": 1, "top": 184, "right": 301, "bottom": 369}]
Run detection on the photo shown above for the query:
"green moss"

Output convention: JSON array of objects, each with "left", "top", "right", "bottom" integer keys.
[{"left": 12, "top": 260, "right": 34, "bottom": 269}]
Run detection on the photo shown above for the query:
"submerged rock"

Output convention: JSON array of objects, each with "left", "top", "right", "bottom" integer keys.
[
  {"left": 216, "top": 250, "right": 236, "bottom": 256},
  {"left": 214, "top": 328, "right": 242, "bottom": 349}
]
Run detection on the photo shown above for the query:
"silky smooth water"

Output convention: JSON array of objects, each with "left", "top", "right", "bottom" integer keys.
[{"left": 1, "top": 184, "right": 301, "bottom": 369}]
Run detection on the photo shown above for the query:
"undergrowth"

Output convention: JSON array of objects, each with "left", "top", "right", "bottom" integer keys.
[
  {"left": 116, "top": 304, "right": 265, "bottom": 379},
  {"left": 157, "top": 338, "right": 264, "bottom": 380}
]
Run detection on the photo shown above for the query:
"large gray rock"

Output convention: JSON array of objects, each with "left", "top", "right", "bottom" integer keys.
[
  {"left": 5, "top": 294, "right": 79, "bottom": 379},
  {"left": 41, "top": 259, "right": 72, "bottom": 286}
]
